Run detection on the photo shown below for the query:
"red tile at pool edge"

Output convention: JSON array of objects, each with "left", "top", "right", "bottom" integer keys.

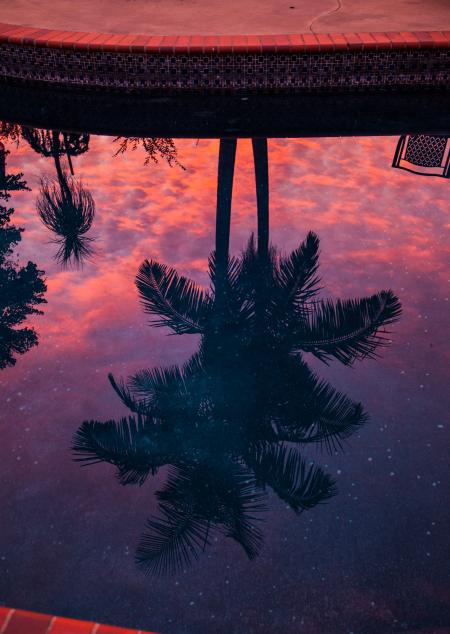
[
  {"left": 398, "top": 31, "right": 421, "bottom": 47},
  {"left": 5, "top": 27, "right": 39, "bottom": 42},
  {"left": 413, "top": 31, "right": 437, "bottom": 47},
  {"left": 44, "top": 30, "right": 77, "bottom": 48},
  {"left": 203, "top": 35, "right": 220, "bottom": 51},
  {"left": 231, "top": 35, "right": 247, "bottom": 52},
  {"left": 302, "top": 33, "right": 319, "bottom": 50},
  {"left": 0, "top": 607, "right": 13, "bottom": 629},
  {"left": 21, "top": 28, "right": 49, "bottom": 45},
  {"left": 357, "top": 32, "right": 377, "bottom": 47},
  {"left": 71, "top": 31, "right": 103, "bottom": 49},
  {"left": 4, "top": 610, "right": 52, "bottom": 634},
  {"left": 128, "top": 34, "right": 152, "bottom": 52},
  {"left": 385, "top": 32, "right": 407, "bottom": 48},
  {"left": 174, "top": 35, "right": 191, "bottom": 53},
  {"left": 260, "top": 34, "right": 277, "bottom": 51},
  {"left": 247, "top": 35, "right": 262, "bottom": 52},
  {"left": 189, "top": 35, "right": 204, "bottom": 53},
  {"left": 50, "top": 616, "right": 95, "bottom": 633},
  {"left": 371, "top": 32, "right": 392, "bottom": 48},
  {"left": 0, "top": 23, "right": 19, "bottom": 36},
  {"left": 343, "top": 33, "right": 363, "bottom": 49},
  {"left": 316, "top": 33, "right": 334, "bottom": 50},
  {"left": 329, "top": 33, "right": 348, "bottom": 50},
  {"left": 96, "top": 625, "right": 145, "bottom": 634},
  {"left": 273, "top": 34, "right": 291, "bottom": 51},
  {"left": 100, "top": 33, "right": 131, "bottom": 51},
  {"left": 87, "top": 32, "right": 117, "bottom": 50},
  {"left": 115, "top": 33, "right": 137, "bottom": 50},
  {"left": 287, "top": 33, "right": 304, "bottom": 50},
  {"left": 217, "top": 35, "right": 234, "bottom": 53},
  {"left": 429, "top": 32, "right": 449, "bottom": 47},
  {"left": 158, "top": 35, "right": 179, "bottom": 53}
]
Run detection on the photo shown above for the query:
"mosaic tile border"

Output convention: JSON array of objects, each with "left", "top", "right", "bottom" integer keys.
[{"left": 0, "top": 25, "right": 449, "bottom": 91}]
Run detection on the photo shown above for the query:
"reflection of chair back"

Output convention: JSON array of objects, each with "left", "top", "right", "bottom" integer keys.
[{"left": 392, "top": 135, "right": 450, "bottom": 178}]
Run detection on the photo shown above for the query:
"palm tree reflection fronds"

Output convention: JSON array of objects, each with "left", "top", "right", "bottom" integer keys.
[
  {"left": 136, "top": 259, "right": 211, "bottom": 333},
  {"left": 295, "top": 291, "right": 402, "bottom": 365},
  {"left": 136, "top": 462, "right": 265, "bottom": 575},
  {"left": 72, "top": 416, "right": 163, "bottom": 485},
  {"left": 37, "top": 174, "right": 95, "bottom": 267},
  {"left": 248, "top": 444, "right": 336, "bottom": 512}
]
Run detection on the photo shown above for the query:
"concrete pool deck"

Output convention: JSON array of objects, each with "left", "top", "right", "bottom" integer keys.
[{"left": 0, "top": 0, "right": 449, "bottom": 35}]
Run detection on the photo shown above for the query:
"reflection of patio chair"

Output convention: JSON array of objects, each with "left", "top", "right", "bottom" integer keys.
[{"left": 392, "top": 135, "right": 450, "bottom": 178}]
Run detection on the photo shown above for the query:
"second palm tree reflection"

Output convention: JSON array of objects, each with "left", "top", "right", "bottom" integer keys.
[{"left": 73, "top": 139, "right": 401, "bottom": 577}]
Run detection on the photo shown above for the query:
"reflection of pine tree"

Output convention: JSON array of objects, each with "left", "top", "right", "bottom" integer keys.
[
  {"left": 0, "top": 145, "right": 46, "bottom": 369},
  {"left": 113, "top": 137, "right": 185, "bottom": 169}
]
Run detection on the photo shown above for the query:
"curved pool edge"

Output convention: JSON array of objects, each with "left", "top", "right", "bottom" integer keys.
[{"left": 0, "top": 24, "right": 449, "bottom": 92}]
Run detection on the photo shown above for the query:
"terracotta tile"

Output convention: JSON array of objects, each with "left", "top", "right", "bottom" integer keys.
[
  {"left": 287, "top": 33, "right": 304, "bottom": 50},
  {"left": 413, "top": 30, "right": 436, "bottom": 47},
  {"left": 158, "top": 35, "right": 178, "bottom": 53},
  {"left": 398, "top": 31, "right": 421, "bottom": 47},
  {"left": 6, "top": 27, "right": 39, "bottom": 42},
  {"left": 174, "top": 35, "right": 191, "bottom": 53},
  {"left": 72, "top": 32, "right": 102, "bottom": 49},
  {"left": 429, "top": 31, "right": 449, "bottom": 47},
  {"left": 357, "top": 32, "right": 377, "bottom": 47},
  {"left": 0, "top": 607, "right": 13, "bottom": 629},
  {"left": 260, "top": 34, "right": 277, "bottom": 51},
  {"left": 217, "top": 35, "right": 233, "bottom": 53},
  {"left": 329, "top": 33, "right": 348, "bottom": 50},
  {"left": 87, "top": 32, "right": 116, "bottom": 50},
  {"left": 50, "top": 616, "right": 95, "bottom": 633},
  {"left": 4, "top": 609, "right": 52, "bottom": 634},
  {"left": 96, "top": 625, "right": 142, "bottom": 634},
  {"left": 189, "top": 35, "right": 204, "bottom": 52},
  {"left": 99, "top": 33, "right": 130, "bottom": 51},
  {"left": 343, "top": 33, "right": 363, "bottom": 49},
  {"left": 231, "top": 35, "right": 247, "bottom": 52},
  {"left": 114, "top": 33, "right": 137, "bottom": 50},
  {"left": 0, "top": 23, "right": 20, "bottom": 36},
  {"left": 44, "top": 30, "right": 76, "bottom": 48},
  {"left": 203, "top": 35, "right": 219, "bottom": 51},
  {"left": 247, "top": 35, "right": 262, "bottom": 52},
  {"left": 371, "top": 32, "right": 392, "bottom": 48},
  {"left": 21, "top": 28, "right": 49, "bottom": 45},
  {"left": 316, "top": 33, "right": 334, "bottom": 50},
  {"left": 302, "top": 33, "right": 319, "bottom": 50},
  {"left": 128, "top": 34, "right": 151, "bottom": 52},
  {"left": 385, "top": 32, "right": 407, "bottom": 48},
  {"left": 273, "top": 34, "right": 291, "bottom": 51}
]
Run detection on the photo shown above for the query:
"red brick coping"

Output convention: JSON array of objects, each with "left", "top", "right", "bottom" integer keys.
[
  {"left": 0, "top": 606, "right": 158, "bottom": 634},
  {"left": 0, "top": 23, "right": 449, "bottom": 53}
]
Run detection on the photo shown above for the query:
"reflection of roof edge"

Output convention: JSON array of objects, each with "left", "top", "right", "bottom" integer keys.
[{"left": 1, "top": 23, "right": 449, "bottom": 53}]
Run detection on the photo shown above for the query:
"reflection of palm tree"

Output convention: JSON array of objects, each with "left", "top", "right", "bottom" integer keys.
[
  {"left": 20, "top": 127, "right": 89, "bottom": 176},
  {"left": 37, "top": 174, "right": 95, "bottom": 267},
  {"left": 21, "top": 127, "right": 96, "bottom": 267},
  {"left": 73, "top": 233, "right": 400, "bottom": 574},
  {"left": 37, "top": 172, "right": 95, "bottom": 268},
  {"left": 73, "top": 137, "right": 401, "bottom": 575}
]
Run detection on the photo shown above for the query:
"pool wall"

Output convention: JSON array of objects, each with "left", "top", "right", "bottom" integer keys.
[{"left": 0, "top": 25, "right": 449, "bottom": 91}]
